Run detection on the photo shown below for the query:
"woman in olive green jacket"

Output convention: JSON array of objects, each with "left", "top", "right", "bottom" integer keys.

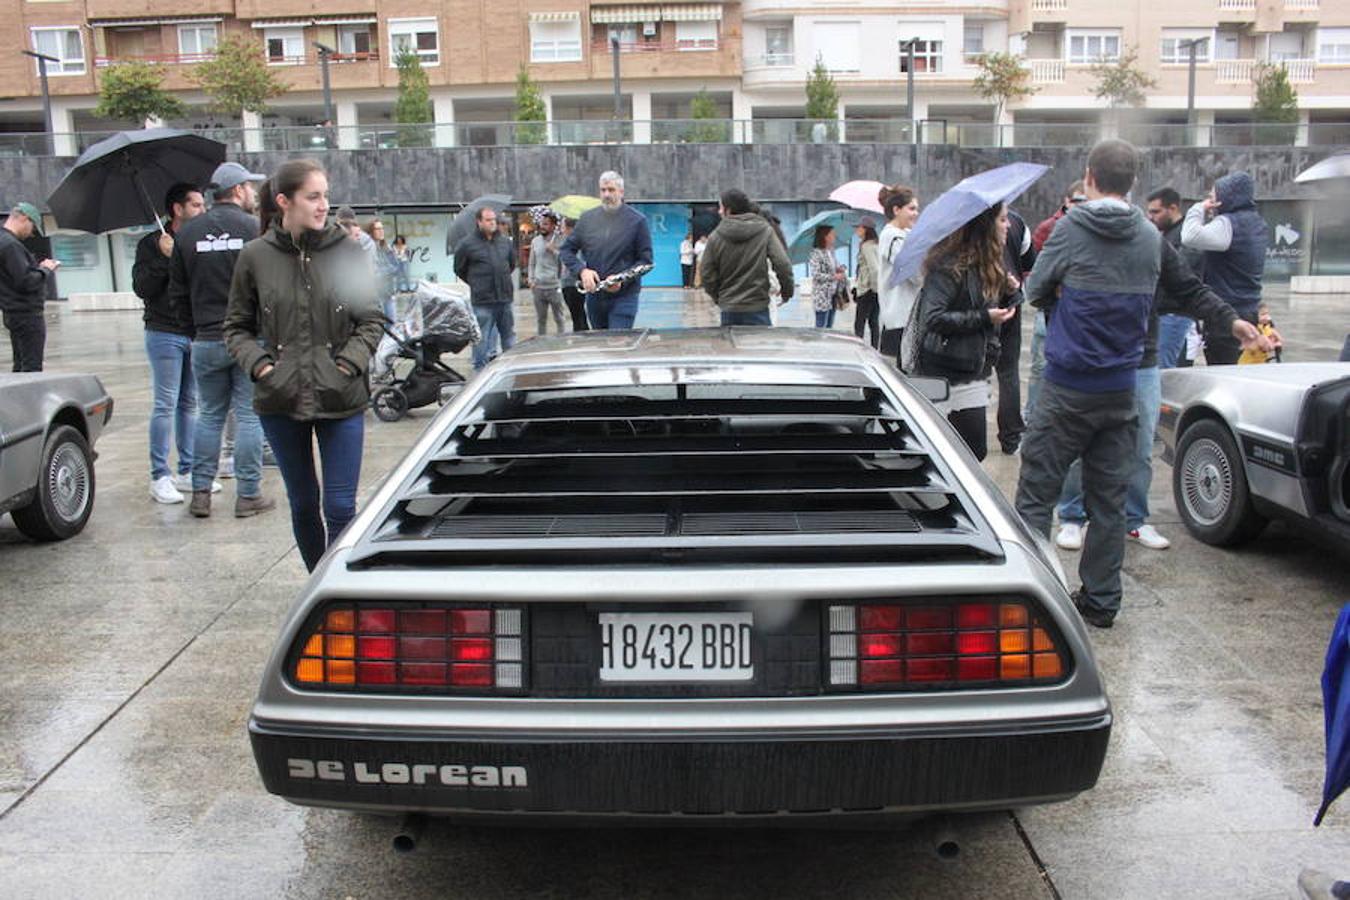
[{"left": 224, "top": 159, "right": 384, "bottom": 571}]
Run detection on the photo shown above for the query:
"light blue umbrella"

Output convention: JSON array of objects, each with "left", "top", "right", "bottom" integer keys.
[
  {"left": 887, "top": 162, "right": 1050, "bottom": 286},
  {"left": 786, "top": 208, "right": 870, "bottom": 264}
]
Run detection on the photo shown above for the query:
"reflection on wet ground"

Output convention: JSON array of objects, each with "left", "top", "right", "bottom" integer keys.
[{"left": 0, "top": 286, "right": 1347, "bottom": 898}]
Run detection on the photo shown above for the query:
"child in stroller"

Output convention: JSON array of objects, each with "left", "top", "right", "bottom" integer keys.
[{"left": 368, "top": 281, "right": 481, "bottom": 422}]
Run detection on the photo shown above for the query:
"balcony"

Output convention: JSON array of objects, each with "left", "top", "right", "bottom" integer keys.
[
  {"left": 1217, "top": 0, "right": 1256, "bottom": 10},
  {"left": 1030, "top": 0, "right": 1068, "bottom": 9},
  {"left": 588, "top": 35, "right": 739, "bottom": 79},
  {"left": 94, "top": 53, "right": 217, "bottom": 67},
  {"left": 1029, "top": 59, "right": 1065, "bottom": 83},
  {"left": 744, "top": 52, "right": 793, "bottom": 69},
  {"left": 1285, "top": 0, "right": 1319, "bottom": 8},
  {"left": 1216, "top": 58, "right": 1316, "bottom": 84}
]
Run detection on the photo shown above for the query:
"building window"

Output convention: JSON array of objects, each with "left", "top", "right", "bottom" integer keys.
[
  {"left": 900, "top": 39, "right": 943, "bottom": 74},
  {"left": 765, "top": 25, "right": 792, "bottom": 65},
  {"left": 264, "top": 27, "right": 304, "bottom": 65},
  {"left": 1160, "top": 29, "right": 1212, "bottom": 64},
  {"left": 178, "top": 24, "right": 218, "bottom": 61},
  {"left": 1066, "top": 29, "right": 1121, "bottom": 64},
  {"left": 30, "top": 28, "right": 84, "bottom": 75},
  {"left": 675, "top": 21, "right": 717, "bottom": 51},
  {"left": 963, "top": 22, "right": 985, "bottom": 62},
  {"left": 814, "top": 21, "right": 861, "bottom": 73},
  {"left": 337, "top": 25, "right": 373, "bottom": 58},
  {"left": 1268, "top": 29, "right": 1308, "bottom": 62},
  {"left": 531, "top": 19, "right": 582, "bottom": 62},
  {"left": 1214, "top": 29, "right": 1242, "bottom": 60},
  {"left": 389, "top": 18, "right": 439, "bottom": 66},
  {"left": 1319, "top": 28, "right": 1350, "bottom": 63}
]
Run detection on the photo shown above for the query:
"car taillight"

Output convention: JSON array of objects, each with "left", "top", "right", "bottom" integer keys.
[
  {"left": 826, "top": 600, "right": 1067, "bottom": 690},
  {"left": 293, "top": 605, "right": 524, "bottom": 692}
]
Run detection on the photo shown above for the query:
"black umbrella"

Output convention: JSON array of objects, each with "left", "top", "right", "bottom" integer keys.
[
  {"left": 445, "top": 194, "right": 512, "bottom": 255},
  {"left": 46, "top": 128, "right": 227, "bottom": 236}
]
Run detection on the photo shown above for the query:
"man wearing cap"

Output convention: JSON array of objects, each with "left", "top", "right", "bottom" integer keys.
[
  {"left": 168, "top": 161, "right": 275, "bottom": 519},
  {"left": 335, "top": 206, "right": 376, "bottom": 261},
  {"left": 0, "top": 203, "right": 59, "bottom": 371}
]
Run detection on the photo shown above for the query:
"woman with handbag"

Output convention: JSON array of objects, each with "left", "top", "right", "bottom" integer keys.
[
  {"left": 910, "top": 203, "right": 1019, "bottom": 461},
  {"left": 809, "top": 225, "right": 845, "bottom": 328},
  {"left": 852, "top": 220, "right": 881, "bottom": 348}
]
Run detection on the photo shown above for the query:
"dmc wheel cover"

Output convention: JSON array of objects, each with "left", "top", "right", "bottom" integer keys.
[
  {"left": 47, "top": 442, "right": 91, "bottom": 523},
  {"left": 1181, "top": 437, "right": 1233, "bottom": 527}
]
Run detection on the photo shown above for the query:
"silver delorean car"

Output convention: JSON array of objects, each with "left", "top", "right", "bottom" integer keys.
[
  {"left": 249, "top": 328, "right": 1111, "bottom": 823},
  {"left": 1160, "top": 362, "right": 1350, "bottom": 549}
]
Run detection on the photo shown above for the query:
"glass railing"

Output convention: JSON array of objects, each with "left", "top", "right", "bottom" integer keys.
[{"left": 6, "top": 118, "right": 1348, "bottom": 156}]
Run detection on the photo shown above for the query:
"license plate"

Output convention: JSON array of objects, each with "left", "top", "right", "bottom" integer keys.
[{"left": 598, "top": 612, "right": 754, "bottom": 683}]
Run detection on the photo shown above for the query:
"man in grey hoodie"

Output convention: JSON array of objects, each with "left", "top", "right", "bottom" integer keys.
[
  {"left": 698, "top": 189, "right": 794, "bottom": 326},
  {"left": 528, "top": 211, "right": 567, "bottom": 334}
]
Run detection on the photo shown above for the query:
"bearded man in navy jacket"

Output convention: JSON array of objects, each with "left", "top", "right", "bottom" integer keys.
[{"left": 560, "top": 171, "right": 653, "bottom": 330}]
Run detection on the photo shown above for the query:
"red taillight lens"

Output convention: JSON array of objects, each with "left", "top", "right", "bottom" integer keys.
[
  {"left": 293, "top": 606, "right": 525, "bottom": 691},
  {"left": 827, "top": 600, "right": 1069, "bottom": 690}
]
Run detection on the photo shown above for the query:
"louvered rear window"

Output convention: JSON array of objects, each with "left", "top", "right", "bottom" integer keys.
[{"left": 349, "top": 366, "right": 1000, "bottom": 566}]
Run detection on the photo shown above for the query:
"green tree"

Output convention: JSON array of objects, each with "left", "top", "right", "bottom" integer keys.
[
  {"left": 95, "top": 60, "right": 185, "bottom": 124},
  {"left": 972, "top": 52, "right": 1037, "bottom": 124},
  {"left": 1253, "top": 62, "right": 1299, "bottom": 144},
  {"left": 804, "top": 55, "right": 839, "bottom": 141},
  {"left": 513, "top": 65, "right": 547, "bottom": 145},
  {"left": 1089, "top": 46, "right": 1157, "bottom": 109},
  {"left": 684, "top": 87, "right": 729, "bottom": 143},
  {"left": 191, "top": 35, "right": 287, "bottom": 117},
  {"left": 394, "top": 47, "right": 434, "bottom": 148}
]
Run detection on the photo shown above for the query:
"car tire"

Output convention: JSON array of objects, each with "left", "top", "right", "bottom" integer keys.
[
  {"left": 371, "top": 387, "right": 408, "bottom": 423},
  {"left": 1173, "top": 418, "right": 1267, "bottom": 546},
  {"left": 11, "top": 425, "right": 96, "bottom": 542}
]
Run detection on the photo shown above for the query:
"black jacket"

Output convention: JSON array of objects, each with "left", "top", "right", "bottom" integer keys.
[
  {"left": 1141, "top": 240, "right": 1238, "bottom": 369},
  {"left": 168, "top": 201, "right": 259, "bottom": 341},
  {"left": 915, "top": 266, "right": 1008, "bottom": 386},
  {"left": 0, "top": 228, "right": 50, "bottom": 314},
  {"left": 453, "top": 229, "right": 515, "bottom": 306},
  {"left": 1154, "top": 217, "right": 1206, "bottom": 318},
  {"left": 133, "top": 227, "right": 193, "bottom": 335}
]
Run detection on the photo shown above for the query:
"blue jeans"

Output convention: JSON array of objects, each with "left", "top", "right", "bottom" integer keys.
[
  {"left": 191, "top": 340, "right": 262, "bottom": 497},
  {"left": 260, "top": 413, "right": 365, "bottom": 572},
  {"left": 720, "top": 308, "right": 772, "bottom": 326},
  {"left": 145, "top": 330, "right": 196, "bottom": 479},
  {"left": 1156, "top": 314, "right": 1192, "bottom": 369},
  {"left": 586, "top": 292, "right": 639, "bottom": 330},
  {"left": 472, "top": 303, "right": 515, "bottom": 370},
  {"left": 1058, "top": 366, "right": 1161, "bottom": 532},
  {"left": 814, "top": 308, "right": 836, "bottom": 328},
  {"left": 1024, "top": 310, "right": 1047, "bottom": 422}
]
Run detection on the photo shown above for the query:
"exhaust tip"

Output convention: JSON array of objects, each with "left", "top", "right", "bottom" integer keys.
[{"left": 392, "top": 813, "right": 426, "bottom": 853}]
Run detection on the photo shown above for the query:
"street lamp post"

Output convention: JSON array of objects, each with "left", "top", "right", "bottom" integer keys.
[
  {"left": 900, "top": 39, "right": 918, "bottom": 144},
  {"left": 611, "top": 35, "right": 623, "bottom": 142},
  {"left": 313, "top": 42, "right": 335, "bottom": 147},
  {"left": 21, "top": 50, "right": 59, "bottom": 156},
  {"left": 1180, "top": 38, "right": 1209, "bottom": 146}
]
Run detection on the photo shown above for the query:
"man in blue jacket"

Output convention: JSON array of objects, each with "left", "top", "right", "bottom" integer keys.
[
  {"left": 560, "top": 171, "right": 653, "bottom": 330},
  {"left": 1181, "top": 171, "right": 1268, "bottom": 366}
]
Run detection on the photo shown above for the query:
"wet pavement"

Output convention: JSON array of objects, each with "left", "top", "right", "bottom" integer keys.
[{"left": 1, "top": 286, "right": 1348, "bottom": 898}]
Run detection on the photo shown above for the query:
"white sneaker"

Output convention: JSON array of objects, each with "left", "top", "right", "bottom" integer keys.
[
  {"left": 150, "top": 475, "right": 185, "bottom": 505},
  {"left": 1128, "top": 524, "right": 1171, "bottom": 550},
  {"left": 1055, "top": 522, "right": 1085, "bottom": 551},
  {"left": 171, "top": 474, "right": 222, "bottom": 494},
  {"left": 218, "top": 456, "right": 235, "bottom": 479}
]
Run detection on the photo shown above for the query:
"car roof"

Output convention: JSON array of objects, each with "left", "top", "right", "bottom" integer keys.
[{"left": 495, "top": 328, "right": 880, "bottom": 370}]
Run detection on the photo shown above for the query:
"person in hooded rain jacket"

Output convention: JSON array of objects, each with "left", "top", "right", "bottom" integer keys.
[{"left": 698, "top": 189, "right": 794, "bottom": 326}]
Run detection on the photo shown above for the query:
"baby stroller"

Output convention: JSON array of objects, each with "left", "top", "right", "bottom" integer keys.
[{"left": 369, "top": 280, "right": 480, "bottom": 422}]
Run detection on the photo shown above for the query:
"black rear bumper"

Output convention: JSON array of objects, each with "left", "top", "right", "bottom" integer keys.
[{"left": 249, "top": 717, "right": 1111, "bottom": 818}]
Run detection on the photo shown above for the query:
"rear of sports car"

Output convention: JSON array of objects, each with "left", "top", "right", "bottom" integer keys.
[{"left": 249, "top": 330, "right": 1111, "bottom": 822}]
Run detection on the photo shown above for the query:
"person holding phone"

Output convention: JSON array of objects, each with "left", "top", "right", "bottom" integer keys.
[{"left": 910, "top": 203, "right": 1019, "bottom": 460}]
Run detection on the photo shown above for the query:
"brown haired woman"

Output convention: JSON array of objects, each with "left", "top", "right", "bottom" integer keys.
[
  {"left": 224, "top": 159, "right": 384, "bottom": 571},
  {"left": 909, "top": 203, "right": 1020, "bottom": 460}
]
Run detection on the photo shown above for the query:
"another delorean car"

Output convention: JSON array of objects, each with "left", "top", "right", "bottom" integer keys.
[
  {"left": 249, "top": 329, "right": 1111, "bottom": 823},
  {"left": 1160, "top": 362, "right": 1350, "bottom": 549}
]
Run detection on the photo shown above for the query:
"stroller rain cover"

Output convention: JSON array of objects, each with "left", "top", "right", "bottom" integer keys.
[{"left": 371, "top": 280, "right": 481, "bottom": 381}]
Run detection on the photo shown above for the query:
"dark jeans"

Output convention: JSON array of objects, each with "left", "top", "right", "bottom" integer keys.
[
  {"left": 995, "top": 306, "right": 1024, "bottom": 451},
  {"left": 260, "top": 412, "right": 365, "bottom": 572},
  {"left": 472, "top": 303, "right": 515, "bottom": 370},
  {"left": 1203, "top": 309, "right": 1256, "bottom": 366},
  {"left": 681, "top": 264, "right": 693, "bottom": 288},
  {"left": 3, "top": 310, "right": 45, "bottom": 372},
  {"left": 947, "top": 406, "right": 988, "bottom": 461},
  {"left": 814, "top": 307, "right": 836, "bottom": 328},
  {"left": 853, "top": 290, "right": 880, "bottom": 349},
  {"left": 563, "top": 286, "right": 588, "bottom": 331},
  {"left": 720, "top": 308, "right": 772, "bottom": 326},
  {"left": 1014, "top": 380, "right": 1138, "bottom": 615},
  {"left": 586, "top": 292, "right": 638, "bottom": 330}
]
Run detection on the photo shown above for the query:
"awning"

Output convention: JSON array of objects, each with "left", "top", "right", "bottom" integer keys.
[
  {"left": 662, "top": 4, "right": 722, "bottom": 21},
  {"left": 251, "top": 19, "right": 313, "bottom": 29},
  {"left": 313, "top": 16, "right": 378, "bottom": 26},
  {"left": 590, "top": 6, "right": 661, "bottom": 24},
  {"left": 90, "top": 16, "right": 223, "bottom": 27},
  {"left": 529, "top": 11, "right": 581, "bottom": 23}
]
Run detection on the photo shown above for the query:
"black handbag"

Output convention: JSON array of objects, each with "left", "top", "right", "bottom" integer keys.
[{"left": 919, "top": 328, "right": 984, "bottom": 375}]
